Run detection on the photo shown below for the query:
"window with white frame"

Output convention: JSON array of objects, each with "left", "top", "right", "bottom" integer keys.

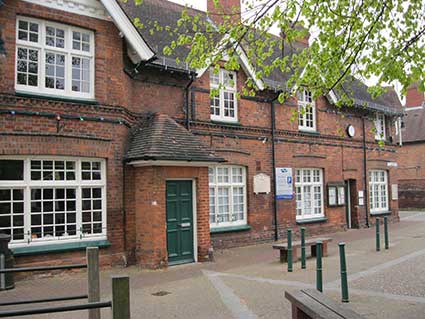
[
  {"left": 0, "top": 157, "right": 106, "bottom": 247},
  {"left": 369, "top": 170, "right": 389, "bottom": 213},
  {"left": 210, "top": 68, "right": 238, "bottom": 122},
  {"left": 298, "top": 89, "right": 316, "bottom": 131},
  {"left": 295, "top": 168, "right": 324, "bottom": 219},
  {"left": 15, "top": 17, "right": 95, "bottom": 99},
  {"left": 209, "top": 166, "right": 246, "bottom": 228},
  {"left": 374, "top": 113, "right": 386, "bottom": 140}
]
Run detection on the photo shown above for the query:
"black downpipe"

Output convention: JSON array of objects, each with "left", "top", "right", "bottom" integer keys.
[
  {"left": 185, "top": 74, "right": 195, "bottom": 129},
  {"left": 362, "top": 117, "right": 370, "bottom": 228},
  {"left": 122, "top": 164, "right": 127, "bottom": 265},
  {"left": 271, "top": 92, "right": 282, "bottom": 241}
]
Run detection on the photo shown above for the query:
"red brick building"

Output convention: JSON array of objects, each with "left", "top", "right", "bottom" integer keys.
[
  {"left": 397, "top": 83, "right": 425, "bottom": 209},
  {"left": 0, "top": 0, "right": 403, "bottom": 269}
]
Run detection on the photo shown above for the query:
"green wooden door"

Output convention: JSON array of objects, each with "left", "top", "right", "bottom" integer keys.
[{"left": 166, "top": 181, "right": 194, "bottom": 265}]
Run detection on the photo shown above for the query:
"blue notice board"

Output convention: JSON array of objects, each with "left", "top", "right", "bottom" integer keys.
[{"left": 275, "top": 167, "right": 293, "bottom": 200}]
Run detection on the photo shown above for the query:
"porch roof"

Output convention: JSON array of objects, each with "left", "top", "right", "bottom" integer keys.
[{"left": 125, "top": 113, "right": 225, "bottom": 164}]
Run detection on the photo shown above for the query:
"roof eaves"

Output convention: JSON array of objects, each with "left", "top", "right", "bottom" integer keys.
[{"left": 353, "top": 98, "right": 403, "bottom": 116}]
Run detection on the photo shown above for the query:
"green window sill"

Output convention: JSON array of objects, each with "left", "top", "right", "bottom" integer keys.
[
  {"left": 210, "top": 225, "right": 251, "bottom": 234},
  {"left": 370, "top": 211, "right": 392, "bottom": 216},
  {"left": 11, "top": 240, "right": 111, "bottom": 256},
  {"left": 211, "top": 120, "right": 242, "bottom": 127},
  {"left": 298, "top": 129, "right": 320, "bottom": 136},
  {"left": 15, "top": 91, "right": 98, "bottom": 105},
  {"left": 296, "top": 217, "right": 328, "bottom": 225}
]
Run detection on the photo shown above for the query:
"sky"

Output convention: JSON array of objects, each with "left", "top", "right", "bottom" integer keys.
[{"left": 167, "top": 0, "right": 206, "bottom": 11}]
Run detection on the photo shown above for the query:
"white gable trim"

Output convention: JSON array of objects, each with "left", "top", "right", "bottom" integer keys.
[
  {"left": 22, "top": 0, "right": 110, "bottom": 20},
  {"left": 196, "top": 45, "right": 264, "bottom": 90},
  {"left": 196, "top": 32, "right": 264, "bottom": 90},
  {"left": 100, "top": 0, "right": 155, "bottom": 62}
]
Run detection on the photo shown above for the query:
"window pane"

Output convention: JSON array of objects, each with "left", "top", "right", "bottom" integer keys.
[
  {"left": 72, "top": 57, "right": 91, "bottom": 93},
  {"left": 0, "top": 160, "right": 24, "bottom": 180},
  {"left": 295, "top": 168, "right": 323, "bottom": 219},
  {"left": 45, "top": 53, "right": 65, "bottom": 90},
  {"left": 0, "top": 189, "right": 25, "bottom": 241},
  {"left": 16, "top": 47, "right": 38, "bottom": 87},
  {"left": 81, "top": 187, "right": 103, "bottom": 235},
  {"left": 209, "top": 166, "right": 246, "bottom": 227}
]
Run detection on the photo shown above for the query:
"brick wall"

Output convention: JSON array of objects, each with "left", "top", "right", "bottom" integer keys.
[{"left": 406, "top": 84, "right": 424, "bottom": 108}]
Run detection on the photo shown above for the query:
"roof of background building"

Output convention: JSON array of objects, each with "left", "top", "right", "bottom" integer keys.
[
  {"left": 119, "top": 0, "right": 402, "bottom": 115},
  {"left": 335, "top": 76, "right": 403, "bottom": 115},
  {"left": 125, "top": 113, "right": 225, "bottom": 163}
]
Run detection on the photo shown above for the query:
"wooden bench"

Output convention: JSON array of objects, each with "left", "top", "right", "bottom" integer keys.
[
  {"left": 273, "top": 238, "right": 332, "bottom": 263},
  {"left": 285, "top": 289, "right": 364, "bottom": 319}
]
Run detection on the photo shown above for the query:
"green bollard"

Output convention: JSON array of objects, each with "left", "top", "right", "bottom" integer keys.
[
  {"left": 338, "top": 242, "right": 349, "bottom": 302},
  {"left": 384, "top": 216, "right": 389, "bottom": 250},
  {"left": 316, "top": 241, "right": 323, "bottom": 292},
  {"left": 376, "top": 218, "right": 381, "bottom": 252},
  {"left": 287, "top": 229, "right": 293, "bottom": 272},
  {"left": 301, "top": 227, "right": 306, "bottom": 269}
]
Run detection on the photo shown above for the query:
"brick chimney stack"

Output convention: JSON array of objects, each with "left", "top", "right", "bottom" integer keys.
[
  {"left": 207, "top": 0, "right": 241, "bottom": 25},
  {"left": 406, "top": 83, "right": 425, "bottom": 108}
]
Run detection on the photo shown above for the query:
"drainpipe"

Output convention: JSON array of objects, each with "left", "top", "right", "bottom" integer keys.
[
  {"left": 122, "top": 162, "right": 128, "bottom": 266},
  {"left": 362, "top": 116, "right": 370, "bottom": 228},
  {"left": 185, "top": 73, "right": 196, "bottom": 130},
  {"left": 271, "top": 91, "right": 282, "bottom": 241}
]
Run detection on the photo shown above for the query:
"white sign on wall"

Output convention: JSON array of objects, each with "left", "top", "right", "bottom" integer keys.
[
  {"left": 392, "top": 184, "right": 399, "bottom": 200},
  {"left": 253, "top": 173, "right": 271, "bottom": 194},
  {"left": 275, "top": 167, "right": 293, "bottom": 200}
]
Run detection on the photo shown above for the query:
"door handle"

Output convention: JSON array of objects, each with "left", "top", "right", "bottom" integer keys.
[{"left": 179, "top": 222, "right": 191, "bottom": 228}]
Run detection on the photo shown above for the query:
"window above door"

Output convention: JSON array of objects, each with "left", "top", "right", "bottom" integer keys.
[
  {"left": 297, "top": 89, "right": 317, "bottom": 132},
  {"left": 210, "top": 68, "right": 238, "bottom": 123}
]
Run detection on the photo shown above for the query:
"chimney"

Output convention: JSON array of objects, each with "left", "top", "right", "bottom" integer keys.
[
  {"left": 207, "top": 0, "right": 241, "bottom": 25},
  {"left": 405, "top": 82, "right": 425, "bottom": 108}
]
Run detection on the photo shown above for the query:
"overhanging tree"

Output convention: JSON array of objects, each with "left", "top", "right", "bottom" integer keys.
[{"left": 127, "top": 0, "right": 424, "bottom": 103}]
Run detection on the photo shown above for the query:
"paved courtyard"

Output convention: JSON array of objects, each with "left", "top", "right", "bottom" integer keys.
[{"left": 2, "top": 211, "right": 425, "bottom": 318}]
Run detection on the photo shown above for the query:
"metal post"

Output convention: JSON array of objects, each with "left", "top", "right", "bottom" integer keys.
[
  {"left": 384, "top": 216, "right": 389, "bottom": 250},
  {"left": 287, "top": 229, "right": 293, "bottom": 272},
  {"left": 376, "top": 218, "right": 381, "bottom": 252},
  {"left": 87, "top": 247, "right": 100, "bottom": 319},
  {"left": 316, "top": 241, "right": 323, "bottom": 292},
  {"left": 112, "top": 276, "right": 130, "bottom": 319},
  {"left": 301, "top": 227, "right": 306, "bottom": 269},
  {"left": 338, "top": 242, "right": 349, "bottom": 302},
  {"left": 0, "top": 254, "right": 5, "bottom": 291}
]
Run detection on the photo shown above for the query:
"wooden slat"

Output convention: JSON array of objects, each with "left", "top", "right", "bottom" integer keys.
[
  {"left": 273, "top": 238, "right": 333, "bottom": 250},
  {"left": 285, "top": 290, "right": 346, "bottom": 319},
  {"left": 301, "top": 290, "right": 364, "bottom": 319}
]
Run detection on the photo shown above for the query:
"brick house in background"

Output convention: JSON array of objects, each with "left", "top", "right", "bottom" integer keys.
[
  {"left": 398, "top": 83, "right": 425, "bottom": 209},
  {"left": 0, "top": 0, "right": 403, "bottom": 269}
]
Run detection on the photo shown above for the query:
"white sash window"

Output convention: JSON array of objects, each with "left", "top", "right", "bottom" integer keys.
[
  {"left": 295, "top": 168, "right": 324, "bottom": 219},
  {"left": 209, "top": 166, "right": 247, "bottom": 228},
  {"left": 0, "top": 157, "right": 106, "bottom": 247},
  {"left": 15, "top": 17, "right": 95, "bottom": 99}
]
